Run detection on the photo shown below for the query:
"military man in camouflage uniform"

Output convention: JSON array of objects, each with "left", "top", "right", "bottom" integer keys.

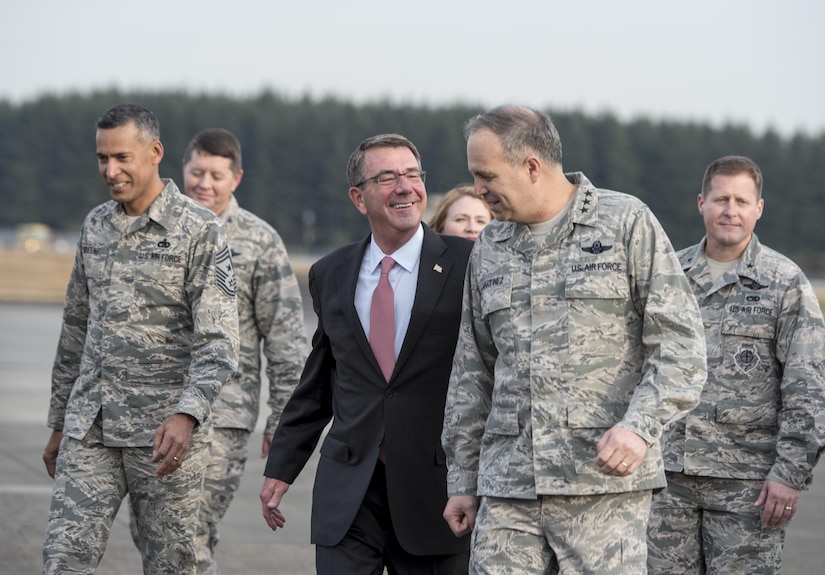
[
  {"left": 441, "top": 106, "right": 708, "bottom": 575},
  {"left": 41, "top": 104, "right": 240, "bottom": 575},
  {"left": 174, "top": 128, "right": 307, "bottom": 574},
  {"left": 647, "top": 156, "right": 825, "bottom": 574}
]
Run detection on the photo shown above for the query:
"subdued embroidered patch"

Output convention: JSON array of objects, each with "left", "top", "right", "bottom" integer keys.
[
  {"left": 733, "top": 342, "right": 760, "bottom": 374},
  {"left": 216, "top": 245, "right": 237, "bottom": 297}
]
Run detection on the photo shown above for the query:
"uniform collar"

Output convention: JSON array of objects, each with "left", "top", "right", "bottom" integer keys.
[
  {"left": 217, "top": 194, "right": 240, "bottom": 226},
  {"left": 480, "top": 171, "right": 599, "bottom": 253},
  {"left": 112, "top": 179, "right": 183, "bottom": 232},
  {"left": 682, "top": 234, "right": 764, "bottom": 294}
]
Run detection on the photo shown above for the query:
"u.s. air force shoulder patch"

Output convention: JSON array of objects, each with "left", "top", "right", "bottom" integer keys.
[
  {"left": 215, "top": 245, "right": 237, "bottom": 297},
  {"left": 733, "top": 342, "right": 760, "bottom": 374}
]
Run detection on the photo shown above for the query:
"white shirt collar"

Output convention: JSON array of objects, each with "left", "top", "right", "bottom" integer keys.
[{"left": 367, "top": 225, "right": 424, "bottom": 274}]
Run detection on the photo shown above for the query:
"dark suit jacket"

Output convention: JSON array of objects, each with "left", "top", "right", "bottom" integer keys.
[{"left": 265, "top": 225, "right": 472, "bottom": 556}]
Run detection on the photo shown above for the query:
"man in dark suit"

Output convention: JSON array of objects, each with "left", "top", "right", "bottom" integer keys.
[{"left": 260, "top": 133, "right": 472, "bottom": 574}]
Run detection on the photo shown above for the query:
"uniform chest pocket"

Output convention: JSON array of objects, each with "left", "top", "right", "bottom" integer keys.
[
  {"left": 721, "top": 320, "right": 775, "bottom": 340},
  {"left": 480, "top": 284, "right": 511, "bottom": 317},
  {"left": 565, "top": 271, "right": 629, "bottom": 354},
  {"left": 134, "top": 254, "right": 188, "bottom": 304},
  {"left": 82, "top": 245, "right": 110, "bottom": 279},
  {"left": 568, "top": 403, "right": 627, "bottom": 473},
  {"left": 479, "top": 277, "right": 515, "bottom": 363},
  {"left": 721, "top": 319, "right": 776, "bottom": 378}
]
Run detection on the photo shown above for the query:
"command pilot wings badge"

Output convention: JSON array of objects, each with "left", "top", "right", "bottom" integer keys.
[{"left": 581, "top": 240, "right": 613, "bottom": 254}]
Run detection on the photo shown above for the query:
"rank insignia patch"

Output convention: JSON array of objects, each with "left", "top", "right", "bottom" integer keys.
[{"left": 216, "top": 245, "right": 237, "bottom": 298}]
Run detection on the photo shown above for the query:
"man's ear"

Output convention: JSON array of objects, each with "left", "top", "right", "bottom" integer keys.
[
  {"left": 151, "top": 140, "right": 164, "bottom": 166},
  {"left": 524, "top": 155, "right": 542, "bottom": 182},
  {"left": 349, "top": 186, "right": 368, "bottom": 215},
  {"left": 231, "top": 169, "right": 244, "bottom": 193}
]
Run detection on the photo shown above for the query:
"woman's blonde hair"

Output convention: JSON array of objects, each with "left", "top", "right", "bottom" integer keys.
[{"left": 427, "top": 185, "right": 492, "bottom": 233}]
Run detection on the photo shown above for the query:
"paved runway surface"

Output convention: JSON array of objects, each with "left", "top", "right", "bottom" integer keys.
[{"left": 2, "top": 301, "right": 823, "bottom": 574}]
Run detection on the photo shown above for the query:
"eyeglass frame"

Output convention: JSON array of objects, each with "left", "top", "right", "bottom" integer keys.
[{"left": 354, "top": 169, "right": 427, "bottom": 189}]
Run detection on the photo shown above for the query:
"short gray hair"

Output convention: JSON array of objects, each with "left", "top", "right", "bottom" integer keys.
[
  {"left": 464, "top": 105, "right": 562, "bottom": 167},
  {"left": 346, "top": 133, "right": 422, "bottom": 187},
  {"left": 96, "top": 103, "right": 160, "bottom": 142}
]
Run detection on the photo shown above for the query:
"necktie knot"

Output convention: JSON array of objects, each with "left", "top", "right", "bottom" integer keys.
[{"left": 380, "top": 256, "right": 395, "bottom": 276}]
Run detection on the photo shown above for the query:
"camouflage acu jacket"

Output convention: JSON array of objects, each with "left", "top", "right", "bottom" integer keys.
[
  {"left": 664, "top": 234, "right": 825, "bottom": 490},
  {"left": 48, "top": 180, "right": 240, "bottom": 446},
  {"left": 214, "top": 196, "right": 307, "bottom": 433},
  {"left": 443, "top": 172, "right": 707, "bottom": 498}
]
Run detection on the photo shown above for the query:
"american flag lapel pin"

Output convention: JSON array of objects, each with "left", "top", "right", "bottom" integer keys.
[{"left": 433, "top": 264, "right": 443, "bottom": 273}]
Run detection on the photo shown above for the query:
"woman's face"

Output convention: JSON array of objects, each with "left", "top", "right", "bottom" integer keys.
[{"left": 441, "top": 195, "right": 491, "bottom": 240}]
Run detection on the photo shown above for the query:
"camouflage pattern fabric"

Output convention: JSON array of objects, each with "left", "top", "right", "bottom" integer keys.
[
  {"left": 128, "top": 195, "right": 307, "bottom": 572},
  {"left": 648, "top": 235, "right": 825, "bottom": 574},
  {"left": 198, "top": 196, "right": 306, "bottom": 573},
  {"left": 471, "top": 491, "right": 651, "bottom": 574},
  {"left": 194, "top": 428, "right": 250, "bottom": 574},
  {"left": 443, "top": 172, "right": 707, "bottom": 500},
  {"left": 648, "top": 473, "right": 784, "bottom": 574},
  {"left": 43, "top": 179, "right": 239, "bottom": 573},
  {"left": 661, "top": 234, "right": 825, "bottom": 485},
  {"left": 44, "top": 415, "right": 210, "bottom": 575},
  {"left": 212, "top": 195, "right": 307, "bottom": 434},
  {"left": 48, "top": 180, "right": 240, "bottom": 444},
  {"left": 128, "top": 427, "right": 250, "bottom": 574}
]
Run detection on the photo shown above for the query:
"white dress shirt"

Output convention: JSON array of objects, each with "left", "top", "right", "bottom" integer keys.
[{"left": 354, "top": 225, "right": 423, "bottom": 360}]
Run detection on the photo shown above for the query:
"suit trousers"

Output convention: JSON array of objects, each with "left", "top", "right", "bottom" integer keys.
[{"left": 315, "top": 459, "right": 470, "bottom": 575}]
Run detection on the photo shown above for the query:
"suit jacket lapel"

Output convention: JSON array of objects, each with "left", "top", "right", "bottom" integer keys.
[
  {"left": 335, "top": 237, "right": 379, "bottom": 375},
  {"left": 394, "top": 227, "right": 451, "bottom": 378}
]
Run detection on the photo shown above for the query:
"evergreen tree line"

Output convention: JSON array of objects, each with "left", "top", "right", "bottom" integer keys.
[{"left": 1, "top": 90, "right": 823, "bottom": 274}]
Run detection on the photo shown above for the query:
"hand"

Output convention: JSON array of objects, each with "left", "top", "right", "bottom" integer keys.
[
  {"left": 43, "top": 430, "right": 63, "bottom": 478},
  {"left": 755, "top": 479, "right": 800, "bottom": 527},
  {"left": 261, "top": 434, "right": 273, "bottom": 458},
  {"left": 443, "top": 495, "right": 478, "bottom": 537},
  {"left": 260, "top": 477, "right": 289, "bottom": 531},
  {"left": 595, "top": 425, "right": 648, "bottom": 476},
  {"left": 151, "top": 413, "right": 196, "bottom": 477}
]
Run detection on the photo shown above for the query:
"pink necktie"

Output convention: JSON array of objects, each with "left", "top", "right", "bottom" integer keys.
[{"left": 370, "top": 256, "right": 396, "bottom": 382}]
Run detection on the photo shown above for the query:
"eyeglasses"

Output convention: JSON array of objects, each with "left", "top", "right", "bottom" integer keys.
[{"left": 355, "top": 169, "right": 426, "bottom": 189}]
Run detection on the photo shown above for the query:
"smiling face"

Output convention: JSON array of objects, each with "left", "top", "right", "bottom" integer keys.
[
  {"left": 183, "top": 150, "right": 243, "bottom": 215},
  {"left": 96, "top": 121, "right": 164, "bottom": 215},
  {"left": 699, "top": 172, "right": 764, "bottom": 261},
  {"left": 348, "top": 145, "right": 426, "bottom": 253},
  {"left": 466, "top": 128, "right": 537, "bottom": 223},
  {"left": 440, "top": 194, "right": 491, "bottom": 240}
]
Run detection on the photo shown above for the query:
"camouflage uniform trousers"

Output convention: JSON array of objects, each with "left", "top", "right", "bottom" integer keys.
[
  {"left": 43, "top": 416, "right": 209, "bottom": 575},
  {"left": 194, "top": 427, "right": 250, "bottom": 575},
  {"left": 647, "top": 472, "right": 785, "bottom": 575},
  {"left": 128, "top": 427, "right": 249, "bottom": 574},
  {"left": 471, "top": 490, "right": 651, "bottom": 575}
]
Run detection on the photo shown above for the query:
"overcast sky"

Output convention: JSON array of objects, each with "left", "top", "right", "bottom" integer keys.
[{"left": 2, "top": 0, "right": 823, "bottom": 137}]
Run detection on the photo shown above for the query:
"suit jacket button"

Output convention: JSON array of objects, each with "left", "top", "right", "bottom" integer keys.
[{"left": 384, "top": 389, "right": 393, "bottom": 398}]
